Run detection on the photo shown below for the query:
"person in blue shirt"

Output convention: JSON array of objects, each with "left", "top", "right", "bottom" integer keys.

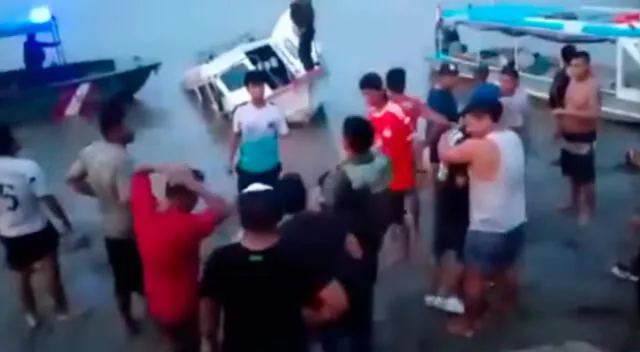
[
  {"left": 23, "top": 33, "right": 60, "bottom": 71},
  {"left": 228, "top": 71, "right": 289, "bottom": 193},
  {"left": 426, "top": 62, "right": 459, "bottom": 173}
]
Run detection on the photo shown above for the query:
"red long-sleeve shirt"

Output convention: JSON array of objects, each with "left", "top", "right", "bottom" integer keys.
[{"left": 131, "top": 172, "right": 219, "bottom": 324}]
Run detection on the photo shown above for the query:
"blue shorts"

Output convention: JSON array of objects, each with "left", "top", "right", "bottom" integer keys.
[{"left": 464, "top": 224, "right": 525, "bottom": 276}]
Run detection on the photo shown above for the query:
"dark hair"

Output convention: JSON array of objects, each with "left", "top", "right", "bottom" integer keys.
[
  {"left": 165, "top": 169, "right": 205, "bottom": 197},
  {"left": 243, "top": 70, "right": 265, "bottom": 87},
  {"left": 500, "top": 64, "right": 519, "bottom": 80},
  {"left": 278, "top": 173, "right": 307, "bottom": 215},
  {"left": 98, "top": 101, "right": 126, "bottom": 139},
  {"left": 462, "top": 98, "right": 503, "bottom": 123},
  {"left": 385, "top": 67, "right": 406, "bottom": 94},
  {"left": 572, "top": 50, "right": 590, "bottom": 64},
  {"left": 474, "top": 64, "right": 490, "bottom": 81},
  {"left": 238, "top": 189, "right": 283, "bottom": 232},
  {"left": 0, "top": 124, "right": 16, "bottom": 156},
  {"left": 343, "top": 115, "right": 374, "bottom": 154},
  {"left": 561, "top": 44, "right": 577, "bottom": 65},
  {"left": 359, "top": 72, "right": 383, "bottom": 91}
]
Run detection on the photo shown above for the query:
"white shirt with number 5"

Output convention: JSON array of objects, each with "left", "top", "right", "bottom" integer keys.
[{"left": 0, "top": 157, "right": 50, "bottom": 237}]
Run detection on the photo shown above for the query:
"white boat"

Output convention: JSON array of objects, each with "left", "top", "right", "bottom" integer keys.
[
  {"left": 181, "top": 8, "right": 323, "bottom": 124},
  {"left": 428, "top": 3, "right": 640, "bottom": 122}
]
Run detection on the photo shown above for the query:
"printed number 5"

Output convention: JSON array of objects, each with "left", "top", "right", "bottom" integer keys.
[{"left": 0, "top": 183, "right": 19, "bottom": 211}]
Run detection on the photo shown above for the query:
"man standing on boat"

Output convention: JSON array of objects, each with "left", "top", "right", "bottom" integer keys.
[
  {"left": 553, "top": 51, "right": 601, "bottom": 225},
  {"left": 290, "top": 0, "right": 315, "bottom": 71},
  {"left": 468, "top": 64, "right": 501, "bottom": 102},
  {"left": 23, "top": 33, "right": 60, "bottom": 71}
]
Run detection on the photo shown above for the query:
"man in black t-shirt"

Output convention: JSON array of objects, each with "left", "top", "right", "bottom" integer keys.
[
  {"left": 424, "top": 125, "right": 468, "bottom": 315},
  {"left": 199, "top": 183, "right": 348, "bottom": 352},
  {"left": 548, "top": 44, "right": 577, "bottom": 110}
]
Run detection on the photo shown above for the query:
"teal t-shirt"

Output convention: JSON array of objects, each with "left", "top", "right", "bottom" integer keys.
[{"left": 233, "top": 102, "right": 289, "bottom": 173}]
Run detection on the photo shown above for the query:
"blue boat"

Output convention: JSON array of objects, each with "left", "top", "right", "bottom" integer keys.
[
  {"left": 0, "top": 6, "right": 161, "bottom": 125},
  {"left": 429, "top": 3, "right": 640, "bottom": 122}
]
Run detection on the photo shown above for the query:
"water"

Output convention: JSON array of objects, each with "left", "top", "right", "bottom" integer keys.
[{"left": 1, "top": 0, "right": 640, "bottom": 351}]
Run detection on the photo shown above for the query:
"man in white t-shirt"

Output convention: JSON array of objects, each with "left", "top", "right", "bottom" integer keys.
[
  {"left": 0, "top": 124, "right": 74, "bottom": 328},
  {"left": 66, "top": 102, "right": 143, "bottom": 335},
  {"left": 228, "top": 70, "right": 289, "bottom": 193}
]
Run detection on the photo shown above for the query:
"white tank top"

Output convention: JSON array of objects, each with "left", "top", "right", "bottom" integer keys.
[{"left": 469, "top": 130, "right": 526, "bottom": 232}]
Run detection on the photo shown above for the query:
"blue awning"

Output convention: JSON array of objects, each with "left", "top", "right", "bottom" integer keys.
[{"left": 0, "top": 6, "right": 54, "bottom": 39}]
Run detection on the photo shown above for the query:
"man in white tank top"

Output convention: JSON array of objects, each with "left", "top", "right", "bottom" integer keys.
[{"left": 438, "top": 98, "right": 526, "bottom": 337}]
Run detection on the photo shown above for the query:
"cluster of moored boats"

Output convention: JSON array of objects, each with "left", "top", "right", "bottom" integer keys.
[{"left": 1, "top": 4, "right": 639, "bottom": 126}]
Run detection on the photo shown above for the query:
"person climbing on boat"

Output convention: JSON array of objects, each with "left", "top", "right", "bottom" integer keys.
[
  {"left": 553, "top": 50, "right": 601, "bottom": 225},
  {"left": 290, "top": 0, "right": 315, "bottom": 71},
  {"left": 23, "top": 33, "right": 60, "bottom": 71}
]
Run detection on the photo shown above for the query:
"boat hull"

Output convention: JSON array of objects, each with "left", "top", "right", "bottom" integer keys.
[{"left": 0, "top": 59, "right": 161, "bottom": 125}]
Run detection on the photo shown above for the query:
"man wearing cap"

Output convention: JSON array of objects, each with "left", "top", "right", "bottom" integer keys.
[
  {"left": 199, "top": 182, "right": 348, "bottom": 352},
  {"left": 131, "top": 165, "right": 230, "bottom": 351},
  {"left": 438, "top": 98, "right": 526, "bottom": 337},
  {"left": 425, "top": 62, "right": 460, "bottom": 184}
]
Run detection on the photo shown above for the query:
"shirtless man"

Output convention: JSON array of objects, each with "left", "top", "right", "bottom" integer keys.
[{"left": 553, "top": 51, "right": 601, "bottom": 225}]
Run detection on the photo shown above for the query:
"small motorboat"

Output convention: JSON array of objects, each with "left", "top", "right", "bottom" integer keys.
[
  {"left": 0, "top": 6, "right": 161, "bottom": 125},
  {"left": 428, "top": 3, "right": 640, "bottom": 122},
  {"left": 182, "top": 7, "right": 324, "bottom": 125}
]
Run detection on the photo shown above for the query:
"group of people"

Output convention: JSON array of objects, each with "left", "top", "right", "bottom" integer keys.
[{"left": 0, "top": 39, "right": 626, "bottom": 352}]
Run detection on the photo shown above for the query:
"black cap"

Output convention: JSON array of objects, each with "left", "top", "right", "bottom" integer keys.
[
  {"left": 460, "top": 98, "right": 503, "bottom": 123},
  {"left": 437, "top": 62, "right": 459, "bottom": 76}
]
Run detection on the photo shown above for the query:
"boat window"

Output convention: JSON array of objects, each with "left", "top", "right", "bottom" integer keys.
[
  {"left": 621, "top": 47, "right": 640, "bottom": 91},
  {"left": 219, "top": 63, "right": 250, "bottom": 92},
  {"left": 246, "top": 44, "right": 292, "bottom": 90}
]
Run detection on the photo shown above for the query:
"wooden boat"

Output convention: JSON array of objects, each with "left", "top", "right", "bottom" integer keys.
[{"left": 0, "top": 6, "right": 161, "bottom": 125}]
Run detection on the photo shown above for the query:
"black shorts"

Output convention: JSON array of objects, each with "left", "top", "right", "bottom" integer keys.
[
  {"left": 560, "top": 149, "right": 595, "bottom": 185},
  {"left": 105, "top": 237, "right": 144, "bottom": 295},
  {"left": 389, "top": 190, "right": 408, "bottom": 225},
  {"left": 236, "top": 164, "right": 282, "bottom": 193},
  {"left": 0, "top": 223, "right": 59, "bottom": 271},
  {"left": 433, "top": 184, "right": 468, "bottom": 261}
]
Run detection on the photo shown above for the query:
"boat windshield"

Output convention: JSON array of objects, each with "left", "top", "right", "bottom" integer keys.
[{"left": 219, "top": 63, "right": 250, "bottom": 92}]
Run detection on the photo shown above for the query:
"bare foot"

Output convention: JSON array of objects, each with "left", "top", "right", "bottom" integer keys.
[{"left": 446, "top": 317, "right": 475, "bottom": 338}]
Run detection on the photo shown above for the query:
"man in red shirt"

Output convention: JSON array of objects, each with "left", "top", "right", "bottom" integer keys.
[
  {"left": 359, "top": 72, "right": 416, "bottom": 262},
  {"left": 385, "top": 68, "right": 452, "bottom": 237},
  {"left": 131, "top": 165, "right": 230, "bottom": 352}
]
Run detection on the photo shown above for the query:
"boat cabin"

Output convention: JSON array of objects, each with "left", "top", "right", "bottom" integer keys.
[{"left": 182, "top": 8, "right": 322, "bottom": 123}]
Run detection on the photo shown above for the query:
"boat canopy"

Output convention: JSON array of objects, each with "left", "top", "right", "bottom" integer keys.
[
  {"left": 0, "top": 6, "right": 55, "bottom": 38},
  {"left": 440, "top": 3, "right": 640, "bottom": 43}
]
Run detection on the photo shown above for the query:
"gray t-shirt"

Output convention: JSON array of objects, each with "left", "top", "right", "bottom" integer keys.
[{"left": 499, "top": 89, "right": 529, "bottom": 129}]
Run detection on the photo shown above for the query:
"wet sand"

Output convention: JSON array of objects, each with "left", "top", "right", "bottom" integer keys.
[{"left": 1, "top": 0, "right": 640, "bottom": 350}]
